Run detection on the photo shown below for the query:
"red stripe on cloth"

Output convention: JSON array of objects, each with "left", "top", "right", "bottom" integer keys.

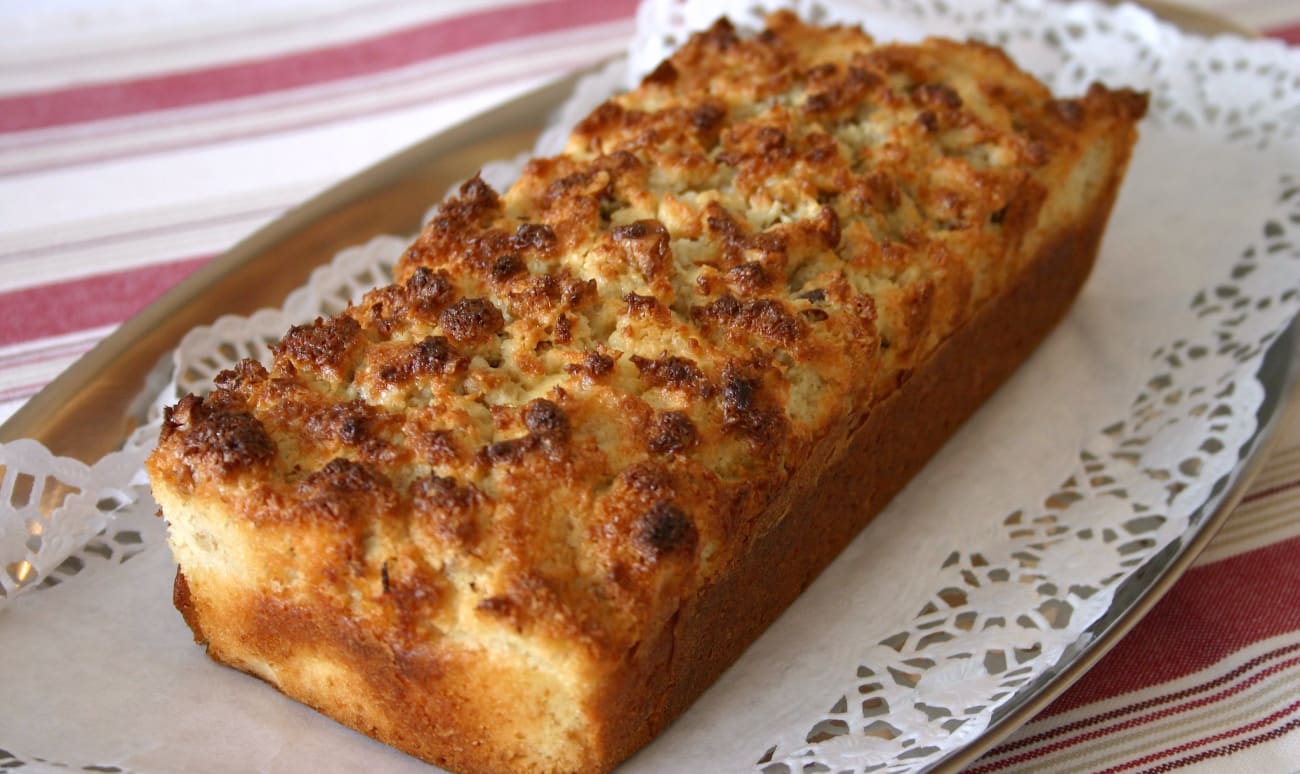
[
  {"left": 0, "top": 0, "right": 638, "bottom": 133},
  {"left": 967, "top": 657, "right": 1300, "bottom": 772},
  {"left": 1043, "top": 535, "right": 1300, "bottom": 715},
  {"left": 1264, "top": 24, "right": 1300, "bottom": 46},
  {"left": 1102, "top": 701, "right": 1300, "bottom": 774},
  {"left": 983, "top": 643, "right": 1300, "bottom": 758},
  {"left": 1140, "top": 716, "right": 1300, "bottom": 773},
  {"left": 0, "top": 256, "right": 209, "bottom": 346},
  {"left": 1240, "top": 476, "right": 1300, "bottom": 504}
]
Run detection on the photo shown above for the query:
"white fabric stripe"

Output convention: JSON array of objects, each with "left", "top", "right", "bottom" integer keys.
[
  {"left": 0, "top": 0, "right": 542, "bottom": 94},
  {"left": 0, "top": 186, "right": 302, "bottom": 262},
  {"left": 0, "top": 360, "right": 94, "bottom": 393},
  {"left": 0, "top": 206, "right": 282, "bottom": 293},
  {"left": 0, "top": 215, "right": 279, "bottom": 294},
  {"left": 987, "top": 632, "right": 1300, "bottom": 773},
  {"left": 0, "top": 327, "right": 111, "bottom": 361}
]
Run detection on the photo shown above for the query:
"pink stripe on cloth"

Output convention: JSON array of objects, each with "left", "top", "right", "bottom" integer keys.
[
  {"left": 0, "top": 256, "right": 209, "bottom": 347},
  {"left": 1, "top": 335, "right": 106, "bottom": 370},
  {"left": 1037, "top": 535, "right": 1300, "bottom": 717},
  {"left": 0, "top": 205, "right": 282, "bottom": 265},
  {"left": 0, "top": 0, "right": 638, "bottom": 133},
  {"left": 0, "top": 380, "right": 62, "bottom": 404},
  {"left": 1265, "top": 23, "right": 1300, "bottom": 45}
]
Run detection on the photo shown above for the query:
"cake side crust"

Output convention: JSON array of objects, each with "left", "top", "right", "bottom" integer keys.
[{"left": 169, "top": 560, "right": 599, "bottom": 774}]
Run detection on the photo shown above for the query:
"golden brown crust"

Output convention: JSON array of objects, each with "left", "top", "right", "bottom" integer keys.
[{"left": 148, "top": 12, "right": 1146, "bottom": 774}]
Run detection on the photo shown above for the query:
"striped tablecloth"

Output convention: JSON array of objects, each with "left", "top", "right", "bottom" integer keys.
[{"left": 2, "top": 2, "right": 1297, "bottom": 771}]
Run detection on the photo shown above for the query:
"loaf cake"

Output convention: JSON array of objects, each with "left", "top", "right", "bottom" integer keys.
[{"left": 147, "top": 12, "right": 1147, "bottom": 774}]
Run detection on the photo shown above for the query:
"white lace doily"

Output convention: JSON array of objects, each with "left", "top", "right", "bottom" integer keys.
[{"left": 2, "top": 1, "right": 1299, "bottom": 772}]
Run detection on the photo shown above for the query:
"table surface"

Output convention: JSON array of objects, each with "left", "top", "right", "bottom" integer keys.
[{"left": 1, "top": 2, "right": 1297, "bottom": 772}]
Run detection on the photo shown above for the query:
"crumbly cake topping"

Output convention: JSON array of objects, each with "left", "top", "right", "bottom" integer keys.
[{"left": 150, "top": 12, "right": 1146, "bottom": 661}]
